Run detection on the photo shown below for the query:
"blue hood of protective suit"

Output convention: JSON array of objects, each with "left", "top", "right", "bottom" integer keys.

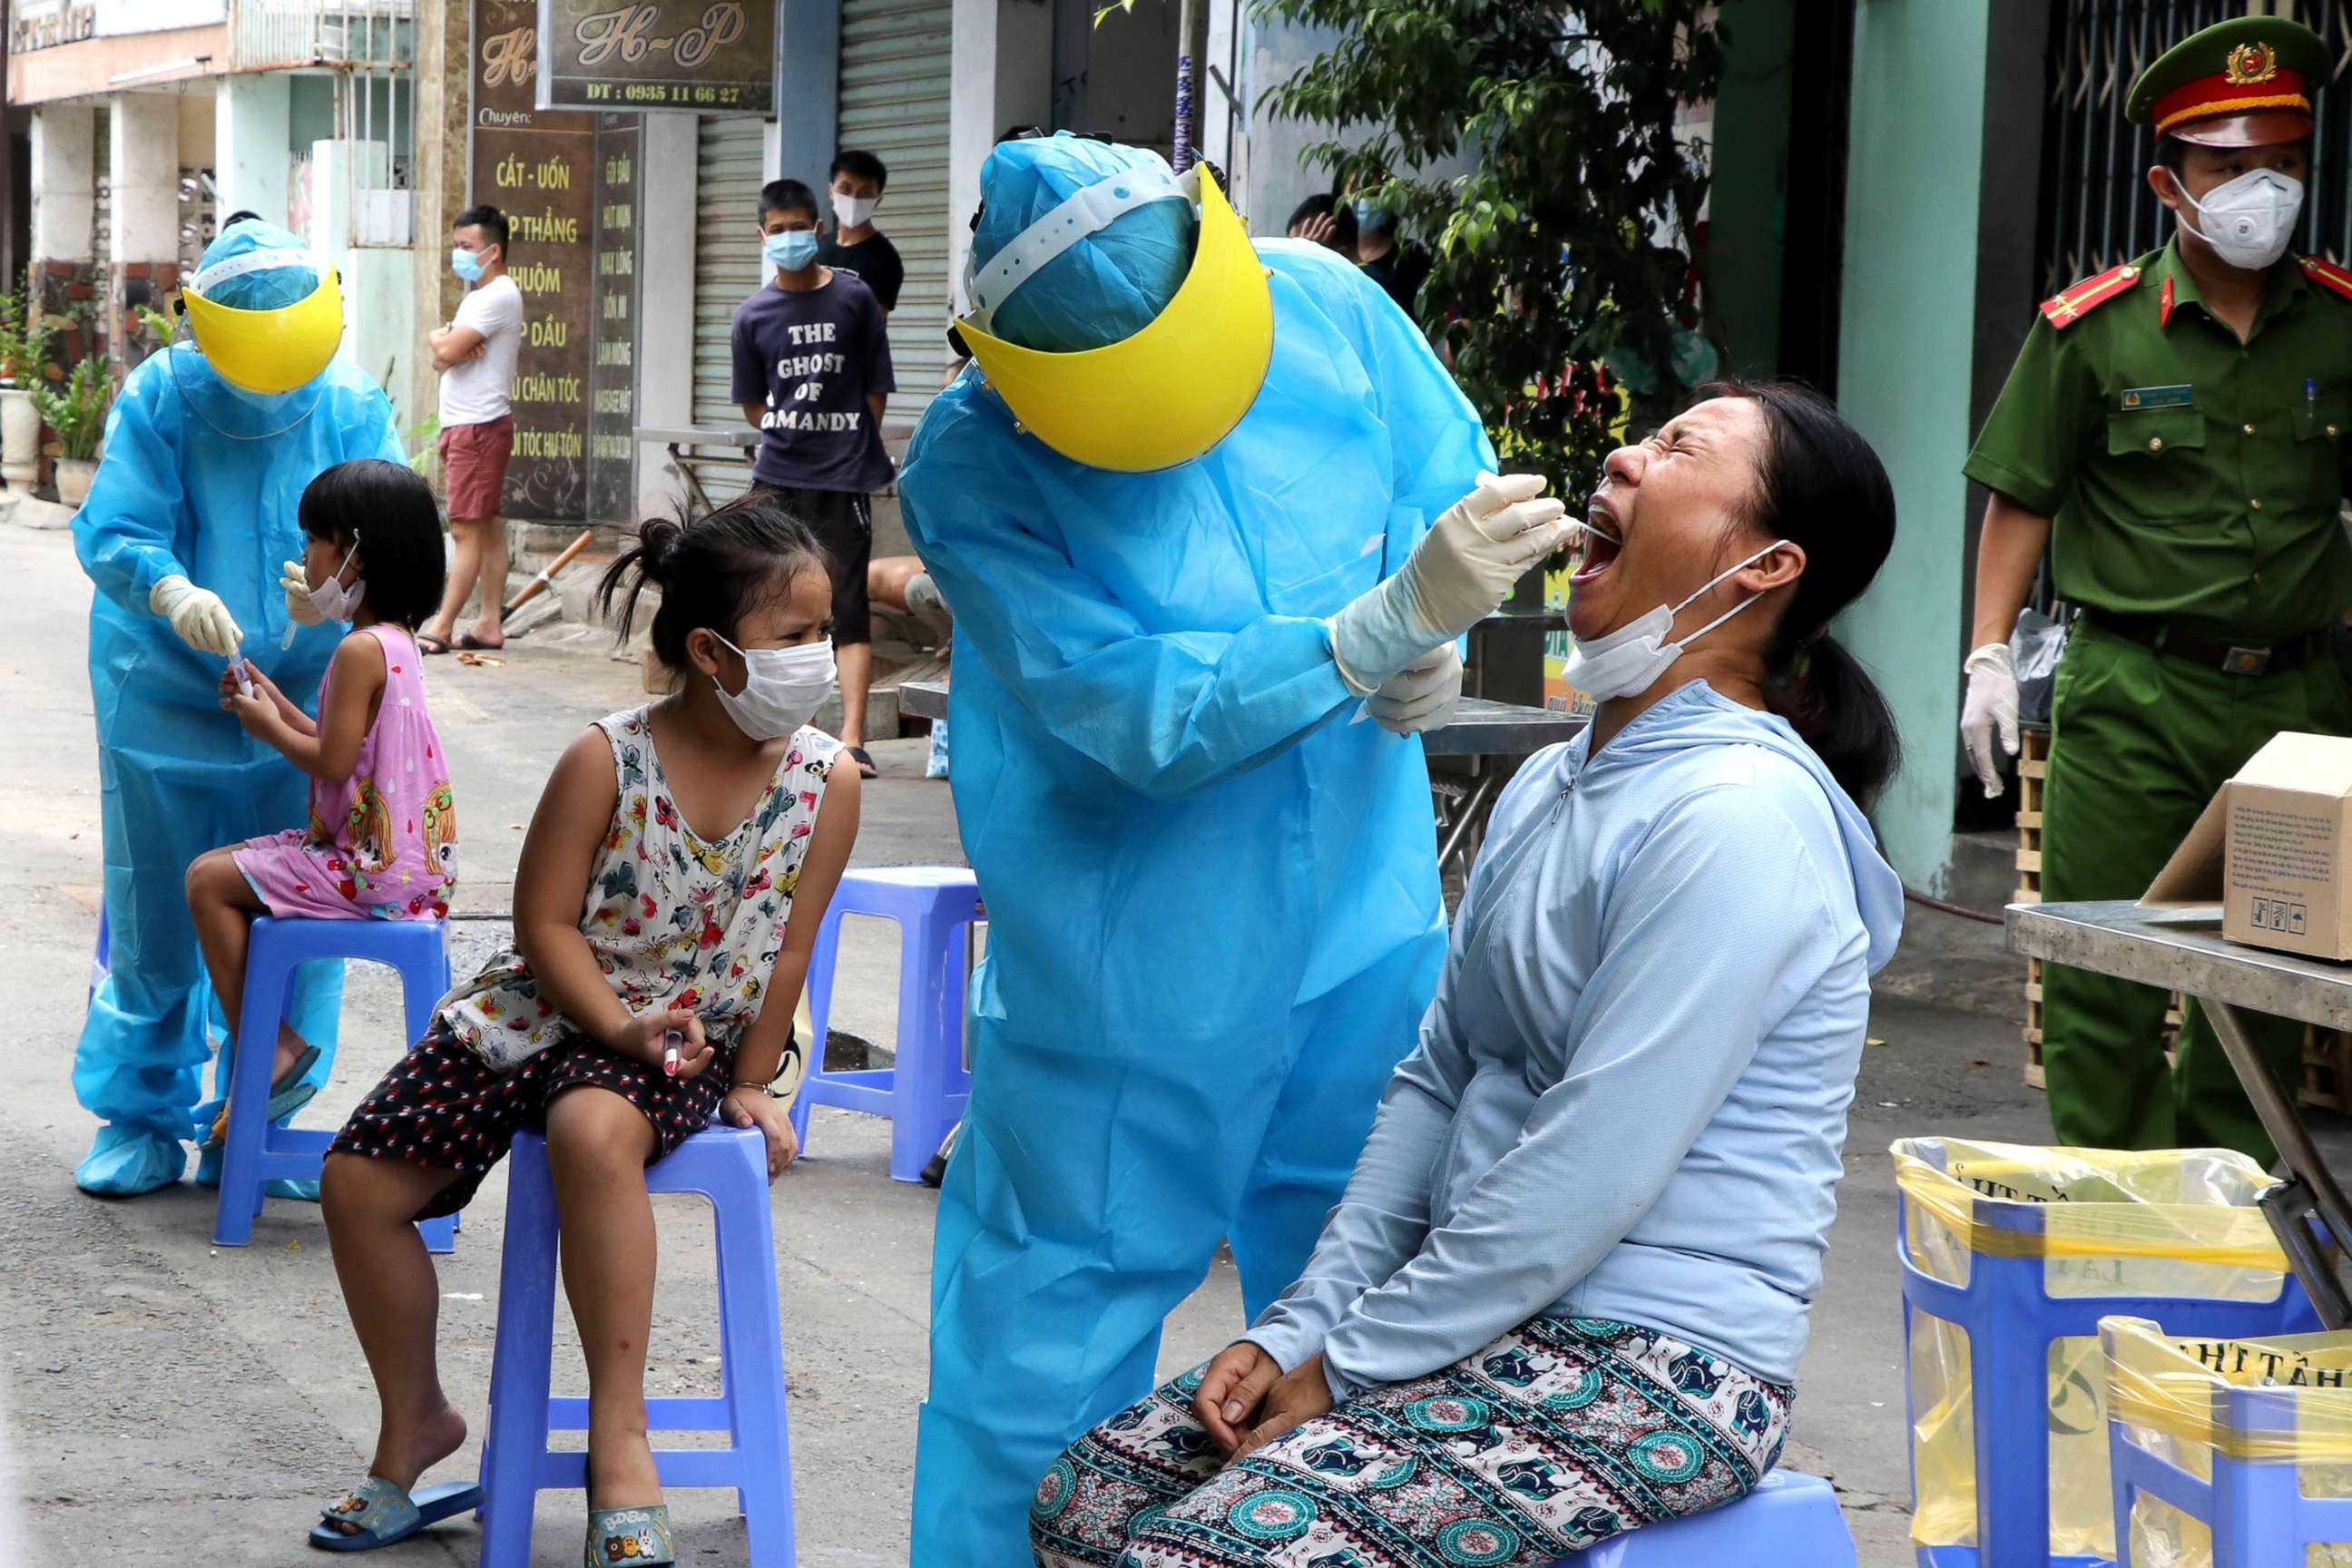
[
  {"left": 163, "top": 218, "right": 335, "bottom": 431},
  {"left": 200, "top": 218, "right": 320, "bottom": 309},
  {"left": 970, "top": 133, "right": 1195, "bottom": 353},
  {"left": 1572, "top": 679, "right": 1905, "bottom": 971}
]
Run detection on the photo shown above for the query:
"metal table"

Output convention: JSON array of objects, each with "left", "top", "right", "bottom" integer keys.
[
  {"left": 2008, "top": 898, "right": 2352, "bottom": 1325},
  {"left": 636, "top": 425, "right": 758, "bottom": 514},
  {"left": 899, "top": 680, "right": 1585, "bottom": 873}
]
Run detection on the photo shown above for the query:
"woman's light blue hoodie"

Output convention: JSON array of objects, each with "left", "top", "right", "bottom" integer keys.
[{"left": 1247, "top": 679, "right": 1906, "bottom": 1395}]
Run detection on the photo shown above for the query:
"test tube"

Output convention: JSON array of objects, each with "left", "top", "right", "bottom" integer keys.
[{"left": 662, "top": 1028, "right": 683, "bottom": 1077}]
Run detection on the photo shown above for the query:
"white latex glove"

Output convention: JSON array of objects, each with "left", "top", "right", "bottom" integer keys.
[
  {"left": 1961, "top": 642, "right": 2020, "bottom": 799},
  {"left": 1329, "top": 472, "right": 1571, "bottom": 693},
  {"left": 1368, "top": 643, "right": 1463, "bottom": 735},
  {"left": 150, "top": 574, "right": 243, "bottom": 657},
  {"left": 280, "top": 559, "right": 323, "bottom": 627},
  {"left": 1407, "top": 473, "right": 1573, "bottom": 638}
]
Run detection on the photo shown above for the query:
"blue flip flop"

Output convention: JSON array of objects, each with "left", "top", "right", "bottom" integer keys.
[
  {"left": 205, "top": 1044, "right": 323, "bottom": 1148},
  {"left": 310, "top": 1475, "right": 481, "bottom": 1552}
]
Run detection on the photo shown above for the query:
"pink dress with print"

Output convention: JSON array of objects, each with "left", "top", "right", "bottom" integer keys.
[{"left": 233, "top": 623, "right": 457, "bottom": 921}]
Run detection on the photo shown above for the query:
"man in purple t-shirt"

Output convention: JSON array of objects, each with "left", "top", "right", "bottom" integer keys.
[{"left": 730, "top": 177, "right": 897, "bottom": 773}]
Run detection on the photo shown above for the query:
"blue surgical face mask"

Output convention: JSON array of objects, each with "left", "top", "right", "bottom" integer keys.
[
  {"left": 763, "top": 230, "right": 820, "bottom": 272},
  {"left": 1353, "top": 199, "right": 1388, "bottom": 234},
  {"left": 450, "top": 246, "right": 485, "bottom": 282}
]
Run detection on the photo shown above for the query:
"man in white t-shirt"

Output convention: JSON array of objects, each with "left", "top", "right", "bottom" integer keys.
[{"left": 422, "top": 204, "right": 523, "bottom": 653}]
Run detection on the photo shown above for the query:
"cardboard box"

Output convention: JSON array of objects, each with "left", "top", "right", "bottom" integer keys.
[{"left": 2143, "top": 732, "right": 2352, "bottom": 961}]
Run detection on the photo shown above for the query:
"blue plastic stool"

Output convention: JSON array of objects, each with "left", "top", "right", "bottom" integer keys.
[
  {"left": 1898, "top": 1181, "right": 2318, "bottom": 1567},
  {"left": 787, "top": 867, "right": 980, "bottom": 1182},
  {"left": 2103, "top": 1318, "right": 2352, "bottom": 1566},
  {"left": 476, "top": 1125, "right": 795, "bottom": 1568},
  {"left": 213, "top": 916, "right": 455, "bottom": 1253},
  {"left": 1550, "top": 1470, "right": 1854, "bottom": 1565}
]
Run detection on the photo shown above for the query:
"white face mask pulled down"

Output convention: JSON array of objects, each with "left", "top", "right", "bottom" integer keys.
[
  {"left": 713, "top": 634, "right": 837, "bottom": 741},
  {"left": 1563, "top": 538, "right": 1791, "bottom": 702},
  {"left": 2172, "top": 167, "right": 2305, "bottom": 271}
]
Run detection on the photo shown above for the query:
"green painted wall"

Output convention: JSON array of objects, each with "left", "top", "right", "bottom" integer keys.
[
  {"left": 1706, "top": 0, "right": 1794, "bottom": 379},
  {"left": 1835, "top": 0, "right": 1988, "bottom": 894}
]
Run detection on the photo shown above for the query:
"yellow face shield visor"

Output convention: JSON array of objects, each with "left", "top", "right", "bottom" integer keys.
[
  {"left": 180, "top": 247, "right": 345, "bottom": 396},
  {"left": 956, "top": 166, "right": 1272, "bottom": 474}
]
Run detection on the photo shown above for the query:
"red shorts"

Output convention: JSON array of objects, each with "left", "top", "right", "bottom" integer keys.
[{"left": 438, "top": 414, "right": 514, "bottom": 520}]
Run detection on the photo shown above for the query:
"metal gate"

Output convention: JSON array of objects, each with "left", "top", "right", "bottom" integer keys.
[
  {"left": 2037, "top": 0, "right": 2352, "bottom": 297},
  {"left": 838, "top": 0, "right": 953, "bottom": 423},
  {"left": 690, "top": 114, "right": 769, "bottom": 505}
]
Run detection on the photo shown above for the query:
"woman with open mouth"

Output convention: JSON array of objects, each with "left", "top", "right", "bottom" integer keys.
[{"left": 1031, "top": 381, "right": 1906, "bottom": 1568}]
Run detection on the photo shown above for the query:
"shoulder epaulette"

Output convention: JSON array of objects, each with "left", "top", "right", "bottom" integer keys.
[
  {"left": 2300, "top": 254, "right": 2352, "bottom": 303},
  {"left": 2039, "top": 261, "right": 2145, "bottom": 330}
]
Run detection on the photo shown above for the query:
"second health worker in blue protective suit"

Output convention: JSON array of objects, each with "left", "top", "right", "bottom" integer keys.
[
  {"left": 900, "top": 133, "right": 1573, "bottom": 1562},
  {"left": 74, "top": 220, "right": 406, "bottom": 1196}
]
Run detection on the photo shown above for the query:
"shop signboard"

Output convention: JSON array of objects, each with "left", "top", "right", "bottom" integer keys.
[
  {"left": 12, "top": 0, "right": 226, "bottom": 51},
  {"left": 536, "top": 0, "right": 773, "bottom": 113},
  {"left": 586, "top": 113, "right": 642, "bottom": 524},
  {"left": 471, "top": 0, "right": 595, "bottom": 521}
]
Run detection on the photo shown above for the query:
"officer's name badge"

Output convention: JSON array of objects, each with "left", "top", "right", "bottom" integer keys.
[{"left": 2121, "top": 384, "right": 2195, "bottom": 411}]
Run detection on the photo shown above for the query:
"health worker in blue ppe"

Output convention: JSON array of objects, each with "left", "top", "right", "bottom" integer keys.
[
  {"left": 73, "top": 219, "right": 406, "bottom": 1197},
  {"left": 899, "top": 132, "right": 1572, "bottom": 1563}
]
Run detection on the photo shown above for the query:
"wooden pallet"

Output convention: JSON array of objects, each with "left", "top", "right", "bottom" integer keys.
[
  {"left": 2018, "top": 730, "right": 2050, "bottom": 1087},
  {"left": 2020, "top": 727, "right": 2352, "bottom": 1111}
]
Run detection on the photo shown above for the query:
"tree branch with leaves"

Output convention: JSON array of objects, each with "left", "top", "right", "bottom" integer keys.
[{"left": 1259, "top": 0, "right": 1725, "bottom": 495}]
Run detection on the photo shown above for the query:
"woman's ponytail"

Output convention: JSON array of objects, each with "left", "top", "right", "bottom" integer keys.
[{"left": 1763, "top": 630, "right": 1901, "bottom": 808}]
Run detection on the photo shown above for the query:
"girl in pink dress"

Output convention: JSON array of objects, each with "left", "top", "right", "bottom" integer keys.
[{"left": 185, "top": 457, "right": 457, "bottom": 1138}]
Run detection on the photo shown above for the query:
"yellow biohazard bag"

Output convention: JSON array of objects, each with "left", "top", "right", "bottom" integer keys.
[
  {"left": 1894, "top": 1137, "right": 2292, "bottom": 1558},
  {"left": 2102, "top": 1315, "right": 2352, "bottom": 1567}
]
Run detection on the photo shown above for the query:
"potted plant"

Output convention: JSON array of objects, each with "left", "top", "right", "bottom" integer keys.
[
  {"left": 30, "top": 355, "right": 111, "bottom": 505},
  {"left": 0, "top": 289, "right": 56, "bottom": 495}
]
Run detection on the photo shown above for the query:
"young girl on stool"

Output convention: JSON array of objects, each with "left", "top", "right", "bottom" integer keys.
[
  {"left": 309, "top": 495, "right": 860, "bottom": 1561},
  {"left": 186, "top": 457, "right": 457, "bottom": 1149}
]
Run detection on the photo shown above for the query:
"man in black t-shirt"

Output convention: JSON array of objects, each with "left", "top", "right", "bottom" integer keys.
[
  {"left": 816, "top": 149, "right": 904, "bottom": 315},
  {"left": 730, "top": 176, "right": 897, "bottom": 773}
]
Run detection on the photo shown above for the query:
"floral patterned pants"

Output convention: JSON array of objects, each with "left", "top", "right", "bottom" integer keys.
[{"left": 1030, "top": 1318, "right": 1792, "bottom": 1568}]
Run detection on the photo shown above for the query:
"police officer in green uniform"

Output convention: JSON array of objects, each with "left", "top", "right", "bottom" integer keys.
[{"left": 1963, "top": 15, "right": 2352, "bottom": 1163}]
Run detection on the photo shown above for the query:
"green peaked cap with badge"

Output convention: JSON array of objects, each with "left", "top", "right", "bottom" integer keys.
[{"left": 2127, "top": 15, "right": 2329, "bottom": 147}]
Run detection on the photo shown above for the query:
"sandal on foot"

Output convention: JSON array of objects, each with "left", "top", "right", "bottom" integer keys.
[
  {"left": 458, "top": 631, "right": 505, "bottom": 651},
  {"left": 416, "top": 632, "right": 453, "bottom": 655},
  {"left": 309, "top": 1475, "right": 482, "bottom": 1552},
  {"left": 584, "top": 1503, "right": 675, "bottom": 1566},
  {"left": 845, "top": 745, "right": 877, "bottom": 779},
  {"left": 204, "top": 1044, "right": 323, "bottom": 1148}
]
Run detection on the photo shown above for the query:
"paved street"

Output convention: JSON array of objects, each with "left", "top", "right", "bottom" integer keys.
[{"left": 9, "top": 517, "right": 2328, "bottom": 1564}]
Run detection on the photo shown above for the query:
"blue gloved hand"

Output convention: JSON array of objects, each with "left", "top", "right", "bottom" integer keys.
[{"left": 1328, "top": 472, "right": 1567, "bottom": 694}]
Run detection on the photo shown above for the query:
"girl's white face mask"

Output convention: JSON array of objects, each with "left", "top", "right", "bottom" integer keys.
[
  {"left": 712, "top": 634, "right": 837, "bottom": 740},
  {"left": 308, "top": 538, "right": 364, "bottom": 623},
  {"left": 1563, "top": 539, "right": 1790, "bottom": 702}
]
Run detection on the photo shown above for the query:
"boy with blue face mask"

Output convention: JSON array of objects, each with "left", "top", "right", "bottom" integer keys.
[{"left": 730, "top": 177, "right": 897, "bottom": 775}]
